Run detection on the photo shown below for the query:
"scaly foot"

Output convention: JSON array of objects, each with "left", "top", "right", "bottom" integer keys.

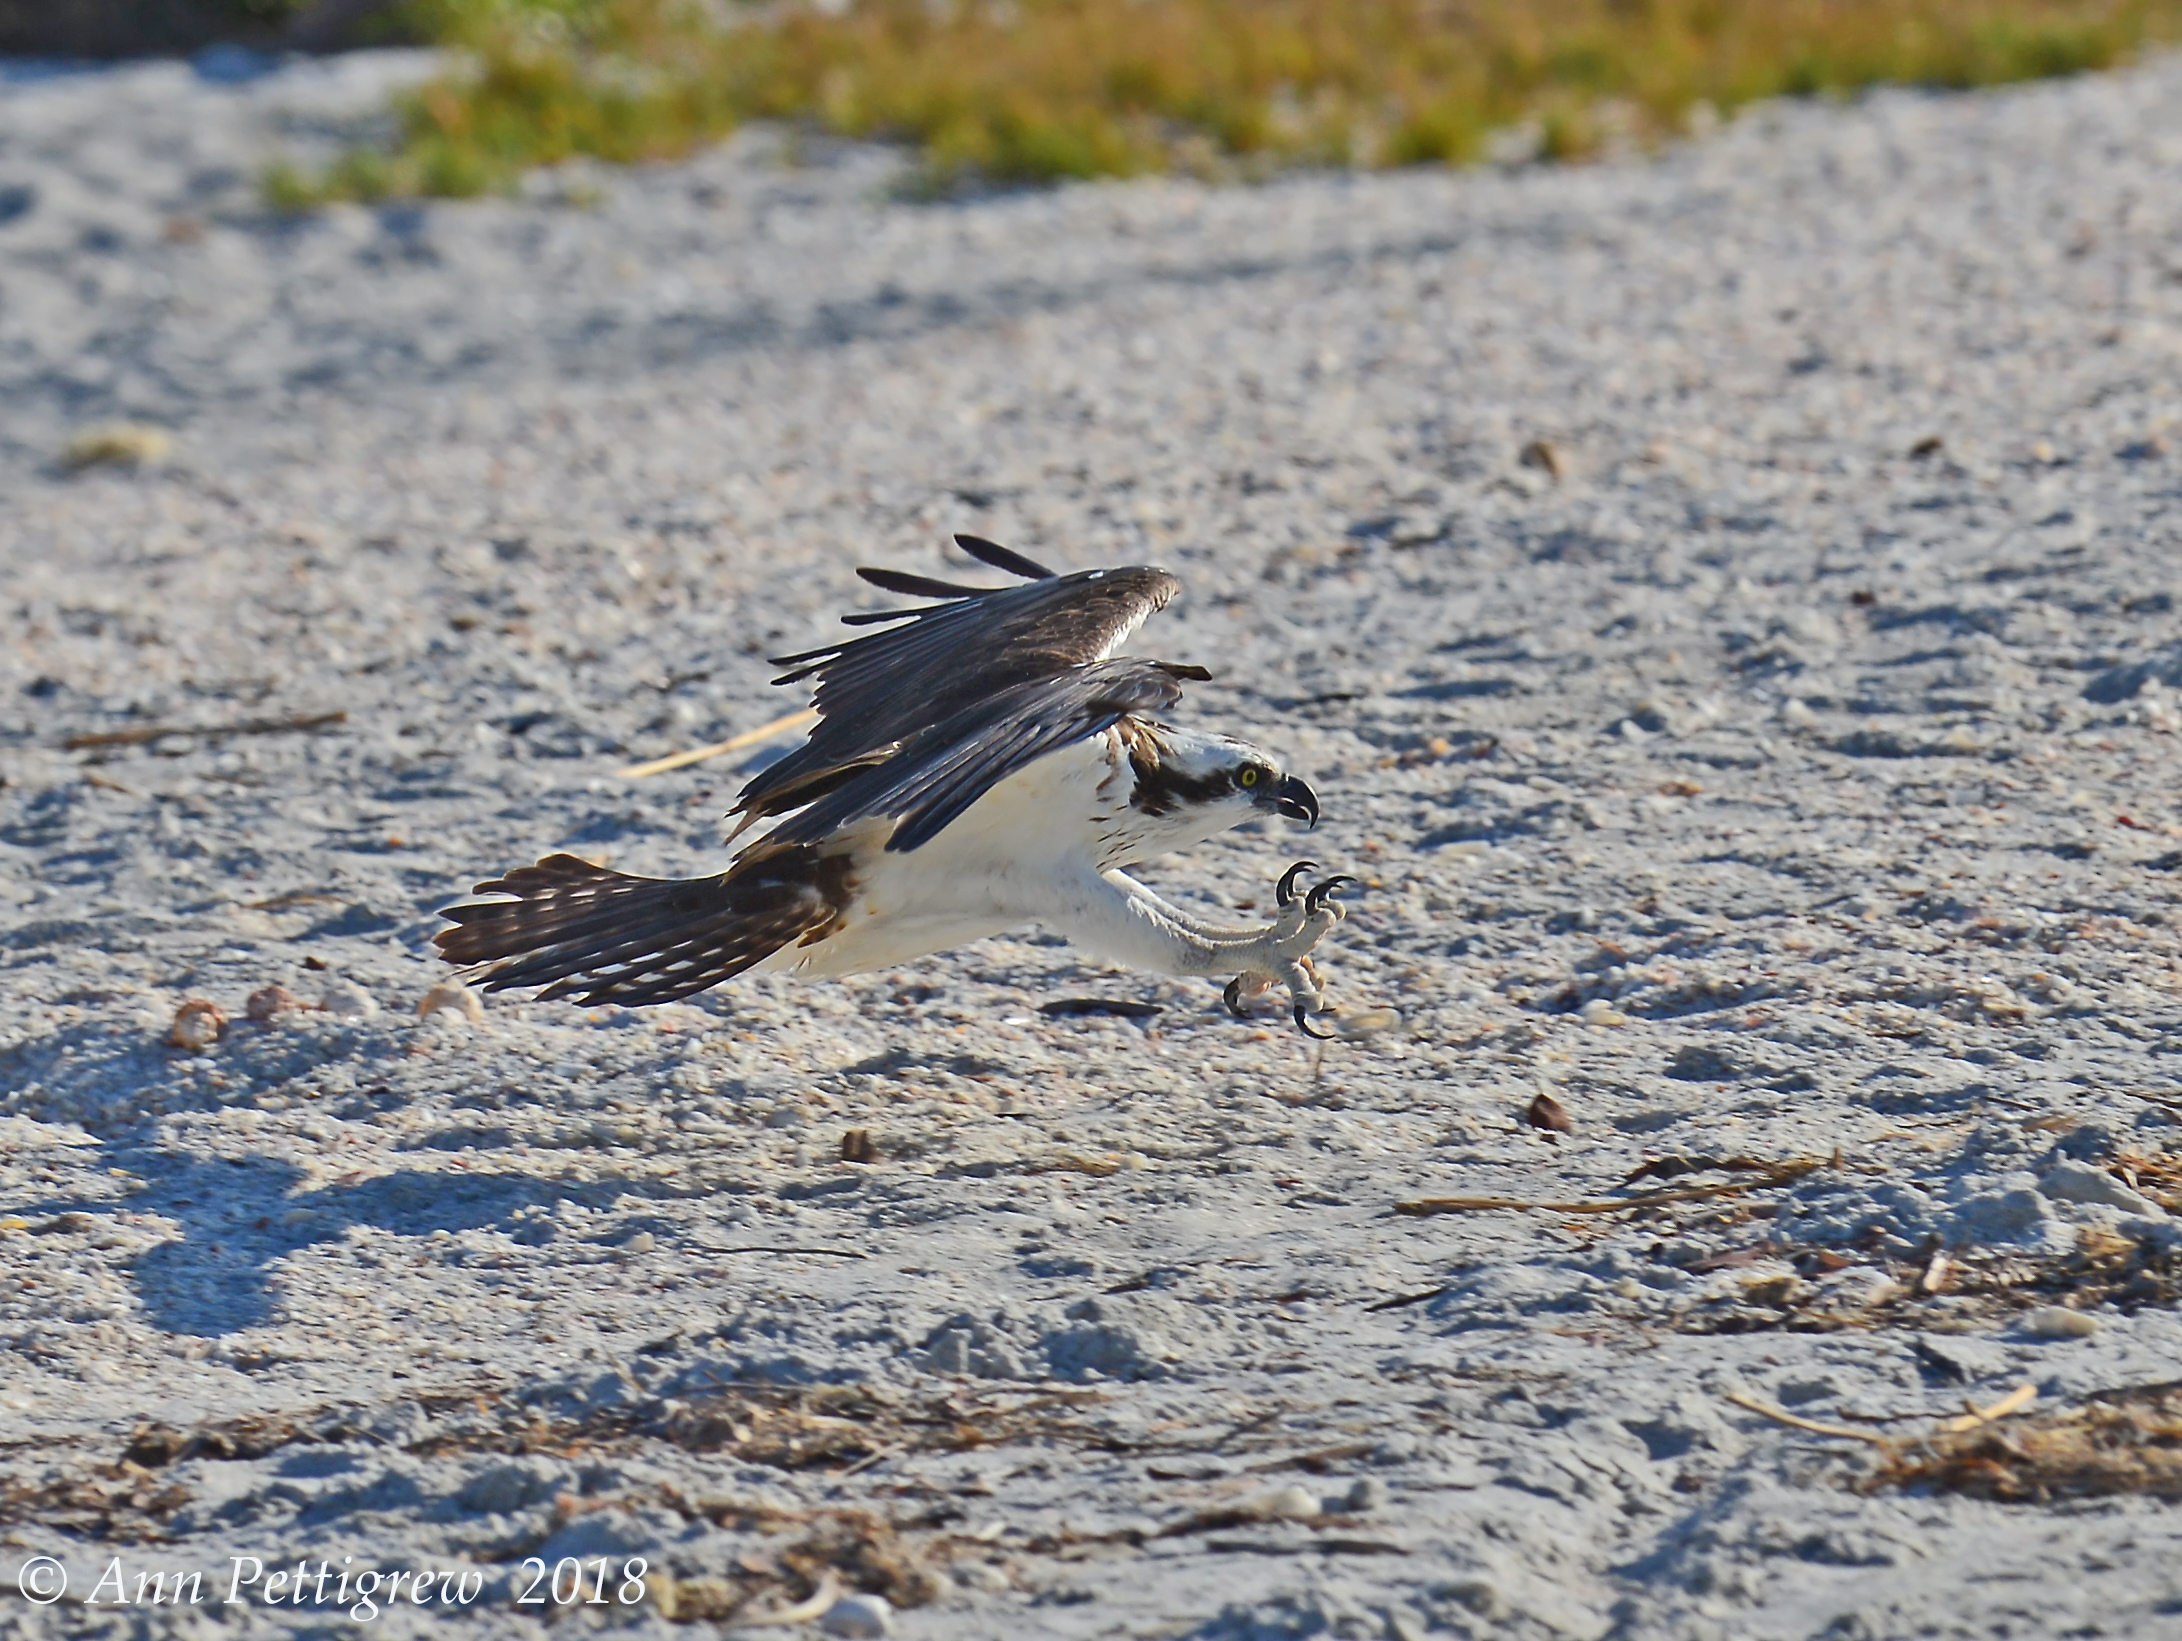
[{"left": 1223, "top": 865, "right": 1353, "bottom": 1035}]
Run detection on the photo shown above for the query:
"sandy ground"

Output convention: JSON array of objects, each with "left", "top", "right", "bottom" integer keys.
[{"left": 5, "top": 44, "right": 2182, "bottom": 1641}]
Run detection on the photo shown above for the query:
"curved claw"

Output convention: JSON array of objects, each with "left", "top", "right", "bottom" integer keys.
[
  {"left": 1294, "top": 1002, "right": 1339, "bottom": 1040},
  {"left": 1276, "top": 861, "right": 1318, "bottom": 907},
  {"left": 1222, "top": 975, "right": 1252, "bottom": 1020},
  {"left": 1304, "top": 875, "right": 1357, "bottom": 914}
]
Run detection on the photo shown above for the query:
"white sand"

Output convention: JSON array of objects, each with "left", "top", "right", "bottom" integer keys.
[{"left": 4, "top": 46, "right": 2182, "bottom": 1638}]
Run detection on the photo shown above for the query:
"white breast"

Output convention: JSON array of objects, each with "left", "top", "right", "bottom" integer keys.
[{"left": 753, "top": 731, "right": 1135, "bottom": 978}]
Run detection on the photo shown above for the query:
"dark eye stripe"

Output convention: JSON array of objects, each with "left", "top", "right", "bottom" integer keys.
[{"left": 1130, "top": 752, "right": 1250, "bottom": 816}]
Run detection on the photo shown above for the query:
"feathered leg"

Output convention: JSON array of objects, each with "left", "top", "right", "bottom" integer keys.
[{"left": 1057, "top": 867, "right": 1349, "bottom": 1031}]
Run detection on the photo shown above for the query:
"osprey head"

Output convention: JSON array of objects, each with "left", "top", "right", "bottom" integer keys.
[{"left": 1125, "top": 724, "right": 1319, "bottom": 831}]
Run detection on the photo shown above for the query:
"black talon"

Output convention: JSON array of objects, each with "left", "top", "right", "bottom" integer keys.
[
  {"left": 1304, "top": 875, "right": 1357, "bottom": 914},
  {"left": 1222, "top": 976, "right": 1252, "bottom": 1020},
  {"left": 1276, "top": 861, "right": 1318, "bottom": 907},
  {"left": 1295, "top": 1002, "right": 1338, "bottom": 1040}
]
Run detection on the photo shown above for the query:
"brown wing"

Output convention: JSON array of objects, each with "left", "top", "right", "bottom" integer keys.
[
  {"left": 764, "top": 658, "right": 1203, "bottom": 855},
  {"left": 734, "top": 537, "right": 1183, "bottom": 833}
]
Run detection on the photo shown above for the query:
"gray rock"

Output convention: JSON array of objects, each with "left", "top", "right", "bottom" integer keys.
[
  {"left": 2040, "top": 1160, "right": 2165, "bottom": 1217},
  {"left": 455, "top": 1459, "right": 565, "bottom": 1516},
  {"left": 822, "top": 1593, "right": 894, "bottom": 1639}
]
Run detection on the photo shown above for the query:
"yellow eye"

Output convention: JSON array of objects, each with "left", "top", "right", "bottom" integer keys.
[{"left": 1239, "top": 767, "right": 1260, "bottom": 787}]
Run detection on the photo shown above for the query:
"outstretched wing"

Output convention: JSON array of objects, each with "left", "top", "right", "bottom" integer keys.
[
  {"left": 767, "top": 657, "right": 1202, "bottom": 854},
  {"left": 734, "top": 535, "right": 1186, "bottom": 837}
]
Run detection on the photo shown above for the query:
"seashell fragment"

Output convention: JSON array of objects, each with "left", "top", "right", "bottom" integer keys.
[
  {"left": 66, "top": 422, "right": 172, "bottom": 470},
  {"left": 167, "top": 999, "right": 227, "bottom": 1052},
  {"left": 1335, "top": 1005, "right": 1403, "bottom": 1040},
  {"left": 245, "top": 984, "right": 301, "bottom": 1021},
  {"left": 320, "top": 980, "right": 378, "bottom": 1020},
  {"left": 2022, "top": 1305, "right": 2099, "bottom": 1340},
  {"left": 417, "top": 980, "right": 485, "bottom": 1023},
  {"left": 1260, "top": 1483, "right": 1321, "bottom": 1520}
]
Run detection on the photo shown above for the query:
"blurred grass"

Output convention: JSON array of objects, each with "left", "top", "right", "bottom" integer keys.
[{"left": 267, "top": 0, "right": 2182, "bottom": 205}]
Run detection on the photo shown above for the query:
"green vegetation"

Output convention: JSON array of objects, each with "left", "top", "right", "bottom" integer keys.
[{"left": 272, "top": 0, "right": 2182, "bottom": 203}]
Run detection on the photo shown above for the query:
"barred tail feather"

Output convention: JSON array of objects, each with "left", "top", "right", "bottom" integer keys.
[{"left": 434, "top": 851, "right": 846, "bottom": 1007}]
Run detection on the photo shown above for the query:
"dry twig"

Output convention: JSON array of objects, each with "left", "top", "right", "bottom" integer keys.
[
  {"left": 1724, "top": 1393, "right": 1897, "bottom": 1446},
  {"left": 64, "top": 710, "right": 346, "bottom": 750},
  {"left": 1940, "top": 1383, "right": 2039, "bottom": 1433},
  {"left": 617, "top": 707, "right": 818, "bottom": 778},
  {"left": 1726, "top": 1382, "right": 2040, "bottom": 1456}
]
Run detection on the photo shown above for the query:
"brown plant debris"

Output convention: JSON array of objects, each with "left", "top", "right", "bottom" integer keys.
[
  {"left": 1674, "top": 1223, "right": 2178, "bottom": 1336},
  {"left": 0, "top": 1465, "right": 191, "bottom": 1543},
  {"left": 648, "top": 1500, "right": 950, "bottom": 1618},
  {"left": 1397, "top": 1154, "right": 1826, "bottom": 1218},
  {"left": 1623, "top": 1154, "right": 1806, "bottom": 1186},
  {"left": 2116, "top": 1149, "right": 2182, "bottom": 1212},
  {"left": 117, "top": 1382, "right": 1113, "bottom": 1481},
  {"left": 1873, "top": 1381, "right": 2182, "bottom": 1503}
]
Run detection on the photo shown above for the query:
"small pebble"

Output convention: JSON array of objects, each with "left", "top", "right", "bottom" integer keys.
[
  {"left": 820, "top": 1593, "right": 893, "bottom": 1638},
  {"left": 166, "top": 999, "right": 226, "bottom": 1052},
  {"left": 1339, "top": 1476, "right": 1385, "bottom": 1513},
  {"left": 1578, "top": 997, "right": 1626, "bottom": 1027},
  {"left": 1519, "top": 436, "right": 1566, "bottom": 479},
  {"left": 65, "top": 421, "right": 171, "bottom": 469},
  {"left": 2022, "top": 1305, "right": 2099, "bottom": 1340},
  {"left": 1261, "top": 1483, "right": 1321, "bottom": 1520},
  {"left": 417, "top": 980, "right": 486, "bottom": 1023},
  {"left": 1827, "top": 1269, "right": 1901, "bottom": 1309},
  {"left": 320, "top": 980, "right": 378, "bottom": 1020},
  {"left": 1526, "top": 1091, "right": 1576, "bottom": 1133}
]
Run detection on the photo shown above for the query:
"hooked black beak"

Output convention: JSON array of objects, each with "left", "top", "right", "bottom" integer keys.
[{"left": 1271, "top": 775, "right": 1319, "bottom": 829}]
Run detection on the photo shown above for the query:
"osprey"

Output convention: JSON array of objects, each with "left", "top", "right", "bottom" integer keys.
[{"left": 436, "top": 536, "right": 1351, "bottom": 1034}]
